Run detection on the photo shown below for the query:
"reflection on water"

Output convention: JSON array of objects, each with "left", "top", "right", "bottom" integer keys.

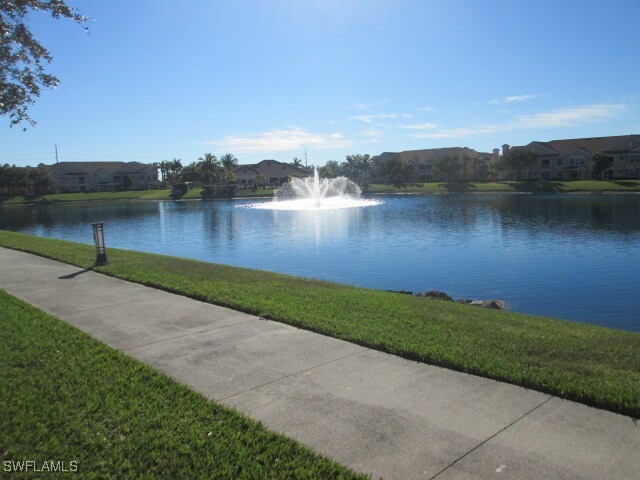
[{"left": 1, "top": 194, "right": 639, "bottom": 332}]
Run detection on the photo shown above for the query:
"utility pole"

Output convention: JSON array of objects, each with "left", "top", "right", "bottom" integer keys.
[
  {"left": 55, "top": 144, "right": 59, "bottom": 164},
  {"left": 304, "top": 148, "right": 308, "bottom": 168}
]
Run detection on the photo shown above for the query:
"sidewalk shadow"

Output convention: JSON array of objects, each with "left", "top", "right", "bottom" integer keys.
[{"left": 58, "top": 267, "right": 95, "bottom": 280}]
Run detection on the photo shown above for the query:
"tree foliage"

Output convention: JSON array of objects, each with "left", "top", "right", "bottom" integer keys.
[
  {"left": 0, "top": 163, "right": 50, "bottom": 193},
  {"left": 197, "top": 153, "right": 220, "bottom": 185},
  {"left": 506, "top": 148, "right": 538, "bottom": 180},
  {"left": 343, "top": 154, "right": 373, "bottom": 184},
  {"left": 433, "top": 154, "right": 461, "bottom": 182},
  {"left": 220, "top": 153, "right": 238, "bottom": 182},
  {"left": 1, "top": 0, "right": 90, "bottom": 128},
  {"left": 590, "top": 152, "right": 611, "bottom": 180}
]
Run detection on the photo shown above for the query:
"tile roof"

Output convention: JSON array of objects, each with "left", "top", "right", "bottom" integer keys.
[
  {"left": 236, "top": 159, "right": 308, "bottom": 175},
  {"left": 373, "top": 147, "right": 489, "bottom": 164},
  {"left": 526, "top": 135, "right": 640, "bottom": 156},
  {"left": 40, "top": 161, "right": 156, "bottom": 175}
]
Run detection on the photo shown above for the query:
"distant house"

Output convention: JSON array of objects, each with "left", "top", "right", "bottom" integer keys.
[
  {"left": 34, "top": 162, "right": 159, "bottom": 193},
  {"left": 234, "top": 160, "right": 309, "bottom": 187},
  {"left": 370, "top": 147, "right": 495, "bottom": 183},
  {"left": 506, "top": 134, "right": 640, "bottom": 180}
]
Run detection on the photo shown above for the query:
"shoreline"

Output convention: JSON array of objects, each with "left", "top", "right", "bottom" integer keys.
[{"left": 3, "top": 186, "right": 640, "bottom": 207}]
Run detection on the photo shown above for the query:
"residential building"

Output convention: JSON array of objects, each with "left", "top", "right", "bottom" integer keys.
[
  {"left": 234, "top": 160, "right": 308, "bottom": 187},
  {"left": 506, "top": 134, "right": 640, "bottom": 180},
  {"left": 34, "top": 162, "right": 159, "bottom": 193},
  {"left": 371, "top": 147, "right": 495, "bottom": 183}
]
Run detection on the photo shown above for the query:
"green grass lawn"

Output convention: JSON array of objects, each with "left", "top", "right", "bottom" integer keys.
[
  {"left": 3, "top": 189, "right": 175, "bottom": 205},
  {"left": 1, "top": 230, "right": 639, "bottom": 418},
  {"left": 2, "top": 187, "right": 276, "bottom": 205},
  {"left": 368, "top": 180, "right": 640, "bottom": 194},
  {"left": 0, "top": 291, "right": 366, "bottom": 479},
  {"left": 3, "top": 181, "right": 638, "bottom": 206}
]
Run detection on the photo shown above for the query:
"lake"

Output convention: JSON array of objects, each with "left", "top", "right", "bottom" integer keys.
[{"left": 1, "top": 194, "right": 639, "bottom": 332}]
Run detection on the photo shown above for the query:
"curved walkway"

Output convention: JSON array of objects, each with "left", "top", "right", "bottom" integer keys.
[{"left": 1, "top": 246, "right": 638, "bottom": 479}]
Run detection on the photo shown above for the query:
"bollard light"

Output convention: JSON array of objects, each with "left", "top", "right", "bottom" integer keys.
[{"left": 91, "top": 222, "right": 108, "bottom": 265}]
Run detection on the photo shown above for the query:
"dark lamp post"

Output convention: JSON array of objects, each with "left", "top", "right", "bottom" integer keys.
[{"left": 91, "top": 222, "right": 108, "bottom": 265}]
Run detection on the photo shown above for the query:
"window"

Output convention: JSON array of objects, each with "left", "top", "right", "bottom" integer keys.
[
  {"left": 78, "top": 176, "right": 85, "bottom": 184},
  {"left": 113, "top": 175, "right": 122, "bottom": 183},
  {"left": 100, "top": 175, "right": 110, "bottom": 183},
  {"left": 62, "top": 176, "right": 69, "bottom": 184}
]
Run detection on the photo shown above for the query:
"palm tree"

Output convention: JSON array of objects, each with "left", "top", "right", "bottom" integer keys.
[
  {"left": 181, "top": 161, "right": 201, "bottom": 183},
  {"left": 198, "top": 153, "right": 219, "bottom": 185},
  {"left": 159, "top": 160, "right": 170, "bottom": 182},
  {"left": 169, "top": 158, "right": 183, "bottom": 183},
  {"left": 474, "top": 155, "right": 490, "bottom": 181},
  {"left": 400, "top": 158, "right": 417, "bottom": 183},
  {"left": 359, "top": 154, "right": 373, "bottom": 186},
  {"left": 506, "top": 149, "right": 537, "bottom": 180},
  {"left": 433, "top": 154, "right": 460, "bottom": 182},
  {"left": 219, "top": 153, "right": 238, "bottom": 183},
  {"left": 291, "top": 157, "right": 303, "bottom": 167},
  {"left": 376, "top": 159, "right": 401, "bottom": 184},
  {"left": 591, "top": 152, "right": 611, "bottom": 180},
  {"left": 345, "top": 154, "right": 370, "bottom": 182}
]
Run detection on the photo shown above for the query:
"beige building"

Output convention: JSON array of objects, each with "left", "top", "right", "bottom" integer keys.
[
  {"left": 35, "top": 162, "right": 159, "bottom": 193},
  {"left": 234, "top": 160, "right": 308, "bottom": 187},
  {"left": 506, "top": 134, "right": 640, "bottom": 180},
  {"left": 371, "top": 147, "right": 494, "bottom": 183}
]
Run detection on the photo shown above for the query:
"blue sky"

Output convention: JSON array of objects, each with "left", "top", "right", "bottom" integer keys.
[{"left": 2, "top": 0, "right": 639, "bottom": 167}]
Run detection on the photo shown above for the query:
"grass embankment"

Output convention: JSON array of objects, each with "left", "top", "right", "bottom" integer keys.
[
  {"left": 4, "top": 180, "right": 639, "bottom": 206},
  {"left": 2, "top": 188, "right": 275, "bottom": 205},
  {"left": 0, "top": 291, "right": 366, "bottom": 479},
  {"left": 1, "top": 230, "right": 639, "bottom": 417},
  {"left": 368, "top": 180, "right": 640, "bottom": 194}
]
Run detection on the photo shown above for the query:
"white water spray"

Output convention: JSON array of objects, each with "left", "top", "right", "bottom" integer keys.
[{"left": 243, "top": 168, "right": 381, "bottom": 210}]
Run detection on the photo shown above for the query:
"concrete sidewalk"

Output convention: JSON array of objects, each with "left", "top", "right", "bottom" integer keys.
[{"left": 1, "top": 246, "right": 638, "bottom": 480}]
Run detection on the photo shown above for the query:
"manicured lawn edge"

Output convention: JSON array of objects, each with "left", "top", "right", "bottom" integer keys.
[
  {"left": 1, "top": 230, "right": 639, "bottom": 418},
  {"left": 368, "top": 180, "right": 640, "bottom": 194},
  {"left": 0, "top": 290, "right": 368, "bottom": 479},
  {"left": 3, "top": 181, "right": 639, "bottom": 206},
  {"left": 1, "top": 187, "right": 276, "bottom": 205}
]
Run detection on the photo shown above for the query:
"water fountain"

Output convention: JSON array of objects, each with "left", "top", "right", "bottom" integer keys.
[{"left": 244, "top": 168, "right": 381, "bottom": 210}]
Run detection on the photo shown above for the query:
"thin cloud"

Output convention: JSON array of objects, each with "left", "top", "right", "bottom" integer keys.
[
  {"left": 347, "top": 100, "right": 389, "bottom": 110},
  {"left": 348, "top": 113, "right": 399, "bottom": 124},
  {"left": 401, "top": 122, "right": 438, "bottom": 130},
  {"left": 361, "top": 129, "right": 385, "bottom": 137},
  {"left": 409, "top": 103, "right": 628, "bottom": 139},
  {"left": 411, "top": 127, "right": 498, "bottom": 139},
  {"left": 205, "top": 126, "right": 354, "bottom": 153},
  {"left": 514, "top": 103, "right": 627, "bottom": 128},
  {"left": 489, "top": 94, "right": 540, "bottom": 105}
]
